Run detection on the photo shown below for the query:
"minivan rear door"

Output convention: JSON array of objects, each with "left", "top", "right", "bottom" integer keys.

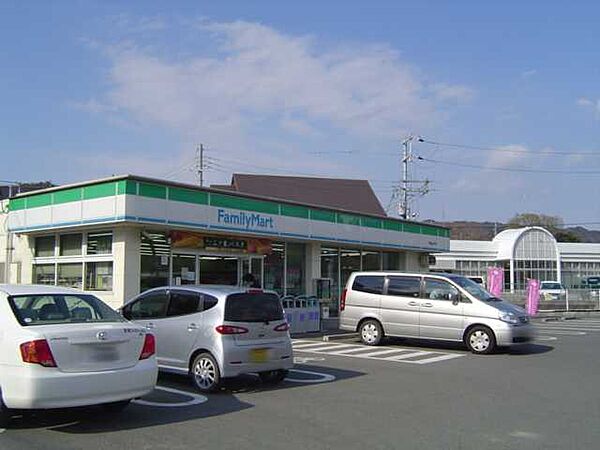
[{"left": 223, "top": 292, "right": 287, "bottom": 346}]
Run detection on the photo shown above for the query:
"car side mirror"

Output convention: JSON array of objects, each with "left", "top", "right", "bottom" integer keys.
[
  {"left": 449, "top": 292, "right": 460, "bottom": 305},
  {"left": 121, "top": 306, "right": 131, "bottom": 320}
]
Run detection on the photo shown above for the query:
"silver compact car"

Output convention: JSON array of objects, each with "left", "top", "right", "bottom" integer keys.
[
  {"left": 340, "top": 272, "right": 533, "bottom": 354},
  {"left": 121, "top": 286, "right": 294, "bottom": 392}
]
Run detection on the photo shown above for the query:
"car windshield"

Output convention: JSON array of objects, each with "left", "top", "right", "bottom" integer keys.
[
  {"left": 8, "top": 294, "right": 125, "bottom": 326},
  {"left": 446, "top": 276, "right": 500, "bottom": 302},
  {"left": 541, "top": 283, "right": 563, "bottom": 290}
]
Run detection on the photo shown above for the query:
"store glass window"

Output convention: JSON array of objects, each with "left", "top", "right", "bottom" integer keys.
[
  {"left": 285, "top": 243, "right": 306, "bottom": 296},
  {"left": 340, "top": 248, "right": 361, "bottom": 293},
  {"left": 361, "top": 250, "right": 381, "bottom": 271},
  {"left": 382, "top": 252, "right": 400, "bottom": 270},
  {"left": 199, "top": 256, "right": 238, "bottom": 285},
  {"left": 140, "top": 231, "right": 170, "bottom": 292},
  {"left": 85, "top": 262, "right": 113, "bottom": 291},
  {"left": 33, "top": 264, "right": 55, "bottom": 285},
  {"left": 60, "top": 233, "right": 83, "bottom": 256},
  {"left": 87, "top": 232, "right": 113, "bottom": 255},
  {"left": 35, "top": 236, "right": 55, "bottom": 257},
  {"left": 264, "top": 242, "right": 285, "bottom": 295},
  {"left": 57, "top": 263, "right": 83, "bottom": 289}
]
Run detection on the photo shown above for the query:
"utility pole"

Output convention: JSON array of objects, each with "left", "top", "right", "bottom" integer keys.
[
  {"left": 397, "top": 135, "right": 430, "bottom": 221},
  {"left": 400, "top": 135, "right": 413, "bottom": 220},
  {"left": 195, "top": 144, "right": 204, "bottom": 187}
]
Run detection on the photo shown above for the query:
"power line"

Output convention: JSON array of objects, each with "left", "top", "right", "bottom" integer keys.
[
  {"left": 419, "top": 138, "right": 600, "bottom": 157},
  {"left": 417, "top": 156, "right": 600, "bottom": 175}
]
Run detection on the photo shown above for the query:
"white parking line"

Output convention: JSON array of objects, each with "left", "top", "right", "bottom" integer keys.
[
  {"left": 538, "top": 324, "right": 600, "bottom": 330},
  {"left": 294, "top": 343, "right": 356, "bottom": 352},
  {"left": 355, "top": 348, "right": 407, "bottom": 358},
  {"left": 412, "top": 353, "right": 468, "bottom": 364},
  {"left": 292, "top": 340, "right": 464, "bottom": 365},
  {"left": 381, "top": 351, "right": 431, "bottom": 361},
  {"left": 534, "top": 329, "right": 586, "bottom": 335},
  {"left": 327, "top": 346, "right": 380, "bottom": 355},
  {"left": 132, "top": 386, "right": 208, "bottom": 408}
]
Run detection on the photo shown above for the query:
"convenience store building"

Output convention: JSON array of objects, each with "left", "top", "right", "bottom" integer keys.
[{"left": 1, "top": 175, "right": 450, "bottom": 312}]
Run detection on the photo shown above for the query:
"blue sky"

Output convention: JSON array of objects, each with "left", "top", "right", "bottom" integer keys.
[{"left": 2, "top": 1, "right": 600, "bottom": 226}]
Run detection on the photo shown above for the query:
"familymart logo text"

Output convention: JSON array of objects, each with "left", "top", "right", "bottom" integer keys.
[{"left": 217, "top": 209, "right": 275, "bottom": 230}]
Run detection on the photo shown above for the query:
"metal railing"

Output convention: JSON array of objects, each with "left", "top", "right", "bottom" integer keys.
[{"left": 501, "top": 290, "right": 600, "bottom": 312}]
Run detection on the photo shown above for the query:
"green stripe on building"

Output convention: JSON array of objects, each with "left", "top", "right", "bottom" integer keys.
[
  {"left": 26, "top": 193, "right": 52, "bottom": 208},
  {"left": 337, "top": 213, "right": 361, "bottom": 226},
  {"left": 7, "top": 177, "right": 448, "bottom": 238},
  {"left": 8, "top": 197, "right": 27, "bottom": 211},
  {"left": 383, "top": 220, "right": 403, "bottom": 232},
  {"left": 210, "top": 193, "right": 279, "bottom": 214},
  {"left": 83, "top": 182, "right": 118, "bottom": 200},
  {"left": 169, "top": 187, "right": 209, "bottom": 205},
  {"left": 138, "top": 182, "right": 167, "bottom": 199},
  {"left": 361, "top": 217, "right": 382, "bottom": 229},
  {"left": 310, "top": 209, "right": 336, "bottom": 223},
  {"left": 281, "top": 204, "right": 310, "bottom": 219},
  {"left": 53, "top": 187, "right": 82, "bottom": 205}
]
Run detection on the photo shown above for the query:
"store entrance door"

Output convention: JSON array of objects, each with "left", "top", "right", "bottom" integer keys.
[
  {"left": 171, "top": 254, "right": 197, "bottom": 285},
  {"left": 199, "top": 256, "right": 239, "bottom": 285},
  {"left": 240, "top": 257, "right": 264, "bottom": 288},
  {"left": 170, "top": 254, "right": 264, "bottom": 287}
]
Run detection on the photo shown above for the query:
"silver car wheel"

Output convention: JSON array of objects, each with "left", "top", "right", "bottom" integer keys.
[
  {"left": 469, "top": 330, "right": 490, "bottom": 352},
  {"left": 194, "top": 357, "right": 216, "bottom": 390},
  {"left": 362, "top": 323, "right": 379, "bottom": 344}
]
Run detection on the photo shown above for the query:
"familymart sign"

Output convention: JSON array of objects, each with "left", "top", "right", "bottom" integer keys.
[{"left": 217, "top": 208, "right": 275, "bottom": 231}]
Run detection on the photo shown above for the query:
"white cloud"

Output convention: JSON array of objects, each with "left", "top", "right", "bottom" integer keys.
[
  {"left": 576, "top": 97, "right": 600, "bottom": 119},
  {"left": 88, "top": 20, "right": 473, "bottom": 147},
  {"left": 486, "top": 144, "right": 531, "bottom": 169},
  {"left": 576, "top": 97, "right": 594, "bottom": 107},
  {"left": 520, "top": 69, "right": 537, "bottom": 79},
  {"left": 431, "top": 83, "right": 475, "bottom": 102}
]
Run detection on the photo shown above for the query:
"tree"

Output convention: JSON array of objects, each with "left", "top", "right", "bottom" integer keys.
[
  {"left": 507, "top": 213, "right": 580, "bottom": 242},
  {"left": 507, "top": 213, "right": 564, "bottom": 231}
]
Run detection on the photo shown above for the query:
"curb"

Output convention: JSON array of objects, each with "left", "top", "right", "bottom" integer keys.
[{"left": 322, "top": 332, "right": 358, "bottom": 342}]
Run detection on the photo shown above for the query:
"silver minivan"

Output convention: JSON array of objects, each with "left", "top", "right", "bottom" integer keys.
[
  {"left": 339, "top": 272, "right": 533, "bottom": 354},
  {"left": 121, "top": 286, "right": 293, "bottom": 392}
]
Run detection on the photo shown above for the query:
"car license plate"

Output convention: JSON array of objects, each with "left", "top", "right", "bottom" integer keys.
[{"left": 250, "top": 348, "right": 269, "bottom": 363}]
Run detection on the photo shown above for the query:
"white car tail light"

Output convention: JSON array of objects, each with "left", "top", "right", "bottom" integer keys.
[
  {"left": 20, "top": 339, "right": 57, "bottom": 367},
  {"left": 139, "top": 334, "right": 156, "bottom": 360}
]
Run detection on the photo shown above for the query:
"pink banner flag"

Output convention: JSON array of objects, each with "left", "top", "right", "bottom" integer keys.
[
  {"left": 487, "top": 267, "right": 504, "bottom": 297},
  {"left": 526, "top": 279, "right": 540, "bottom": 316}
]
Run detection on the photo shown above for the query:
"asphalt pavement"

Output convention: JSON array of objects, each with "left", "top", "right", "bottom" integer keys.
[{"left": 2, "top": 319, "right": 600, "bottom": 449}]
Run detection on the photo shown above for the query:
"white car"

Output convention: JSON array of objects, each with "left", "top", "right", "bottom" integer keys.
[
  {"left": 0, "top": 285, "right": 158, "bottom": 427},
  {"left": 539, "top": 281, "right": 567, "bottom": 301}
]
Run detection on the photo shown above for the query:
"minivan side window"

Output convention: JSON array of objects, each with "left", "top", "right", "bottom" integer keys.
[
  {"left": 128, "top": 290, "right": 169, "bottom": 320},
  {"left": 387, "top": 276, "right": 421, "bottom": 298},
  {"left": 352, "top": 276, "right": 385, "bottom": 295},
  {"left": 167, "top": 290, "right": 200, "bottom": 317},
  {"left": 424, "top": 279, "right": 460, "bottom": 301}
]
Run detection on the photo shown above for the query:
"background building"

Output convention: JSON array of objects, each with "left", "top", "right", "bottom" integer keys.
[{"left": 432, "top": 226, "right": 600, "bottom": 291}]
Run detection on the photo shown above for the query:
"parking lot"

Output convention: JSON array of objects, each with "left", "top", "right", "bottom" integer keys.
[{"left": 3, "top": 319, "right": 600, "bottom": 450}]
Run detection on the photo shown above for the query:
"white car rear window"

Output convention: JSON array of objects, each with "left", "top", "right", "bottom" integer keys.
[{"left": 8, "top": 294, "right": 125, "bottom": 326}]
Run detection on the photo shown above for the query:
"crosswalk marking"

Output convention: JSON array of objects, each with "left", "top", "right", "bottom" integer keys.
[
  {"left": 326, "top": 346, "right": 380, "bottom": 355},
  {"left": 381, "top": 351, "right": 431, "bottom": 361},
  {"left": 292, "top": 339, "right": 464, "bottom": 365}
]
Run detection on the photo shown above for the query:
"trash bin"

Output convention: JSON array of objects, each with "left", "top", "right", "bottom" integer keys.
[
  {"left": 295, "top": 296, "right": 308, "bottom": 333},
  {"left": 281, "top": 295, "right": 296, "bottom": 332},
  {"left": 305, "top": 296, "right": 320, "bottom": 332}
]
